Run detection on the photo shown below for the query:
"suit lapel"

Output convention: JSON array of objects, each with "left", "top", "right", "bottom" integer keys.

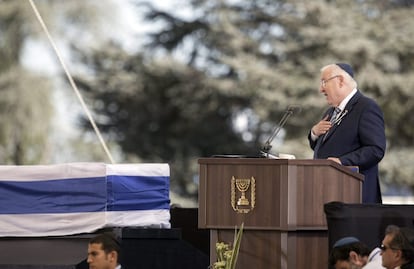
[{"left": 321, "top": 91, "right": 361, "bottom": 143}]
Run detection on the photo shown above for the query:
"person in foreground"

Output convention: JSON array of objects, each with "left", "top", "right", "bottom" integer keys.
[
  {"left": 381, "top": 225, "right": 414, "bottom": 269},
  {"left": 308, "top": 63, "right": 386, "bottom": 203},
  {"left": 329, "top": 236, "right": 385, "bottom": 269},
  {"left": 87, "top": 233, "right": 121, "bottom": 269}
]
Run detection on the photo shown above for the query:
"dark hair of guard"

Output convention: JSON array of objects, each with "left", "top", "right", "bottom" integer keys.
[
  {"left": 329, "top": 241, "right": 370, "bottom": 266},
  {"left": 89, "top": 232, "right": 121, "bottom": 261}
]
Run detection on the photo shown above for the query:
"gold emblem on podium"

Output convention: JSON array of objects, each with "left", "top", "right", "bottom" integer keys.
[{"left": 231, "top": 176, "right": 256, "bottom": 213}]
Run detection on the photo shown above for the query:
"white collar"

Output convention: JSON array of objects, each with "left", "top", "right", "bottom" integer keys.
[
  {"left": 368, "top": 247, "right": 382, "bottom": 262},
  {"left": 337, "top": 88, "right": 357, "bottom": 111}
]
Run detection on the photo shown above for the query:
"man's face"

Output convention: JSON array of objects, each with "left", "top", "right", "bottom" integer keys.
[
  {"left": 320, "top": 69, "right": 342, "bottom": 107},
  {"left": 381, "top": 234, "right": 400, "bottom": 269},
  {"left": 87, "top": 243, "right": 115, "bottom": 269}
]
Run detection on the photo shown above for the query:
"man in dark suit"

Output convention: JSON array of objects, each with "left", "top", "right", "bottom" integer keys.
[{"left": 308, "top": 63, "right": 386, "bottom": 203}]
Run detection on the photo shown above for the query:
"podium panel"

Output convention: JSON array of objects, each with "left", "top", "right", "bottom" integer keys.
[
  {"left": 211, "top": 229, "right": 328, "bottom": 268},
  {"left": 198, "top": 158, "right": 363, "bottom": 269}
]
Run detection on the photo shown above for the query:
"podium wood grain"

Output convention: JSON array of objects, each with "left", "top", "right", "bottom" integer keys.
[{"left": 198, "top": 158, "right": 363, "bottom": 269}]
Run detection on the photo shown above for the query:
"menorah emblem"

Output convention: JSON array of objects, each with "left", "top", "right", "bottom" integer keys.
[
  {"left": 231, "top": 176, "right": 256, "bottom": 213},
  {"left": 236, "top": 178, "right": 250, "bottom": 206}
]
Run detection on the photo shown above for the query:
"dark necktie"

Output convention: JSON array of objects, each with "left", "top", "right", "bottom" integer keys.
[{"left": 330, "top": 107, "right": 341, "bottom": 124}]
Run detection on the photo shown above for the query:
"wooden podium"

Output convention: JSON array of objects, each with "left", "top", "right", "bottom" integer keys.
[{"left": 198, "top": 158, "right": 363, "bottom": 269}]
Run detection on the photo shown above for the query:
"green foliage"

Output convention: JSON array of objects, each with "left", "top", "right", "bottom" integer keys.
[
  {"left": 2, "top": 0, "right": 414, "bottom": 196},
  {"left": 0, "top": 0, "right": 125, "bottom": 165},
  {"left": 0, "top": 0, "right": 32, "bottom": 72},
  {"left": 0, "top": 66, "right": 52, "bottom": 164},
  {"left": 132, "top": 0, "right": 414, "bottom": 193},
  {"left": 73, "top": 44, "right": 258, "bottom": 194},
  {"left": 71, "top": 0, "right": 414, "bottom": 195},
  {"left": 213, "top": 222, "right": 244, "bottom": 269}
]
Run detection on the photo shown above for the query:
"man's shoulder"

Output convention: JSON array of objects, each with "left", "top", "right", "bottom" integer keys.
[
  {"left": 348, "top": 91, "right": 382, "bottom": 115},
  {"left": 362, "top": 258, "right": 385, "bottom": 269},
  {"left": 352, "top": 91, "right": 377, "bottom": 105},
  {"left": 362, "top": 248, "right": 384, "bottom": 269}
]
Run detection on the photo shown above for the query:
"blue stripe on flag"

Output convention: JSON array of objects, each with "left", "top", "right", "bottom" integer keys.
[
  {"left": 0, "top": 177, "right": 107, "bottom": 214},
  {"left": 107, "top": 175, "right": 170, "bottom": 211}
]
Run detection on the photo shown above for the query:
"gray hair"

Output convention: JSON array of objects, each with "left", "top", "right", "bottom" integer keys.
[{"left": 321, "top": 64, "right": 357, "bottom": 89}]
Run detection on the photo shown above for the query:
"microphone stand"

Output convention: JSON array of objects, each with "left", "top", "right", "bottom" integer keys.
[{"left": 261, "top": 106, "right": 298, "bottom": 158}]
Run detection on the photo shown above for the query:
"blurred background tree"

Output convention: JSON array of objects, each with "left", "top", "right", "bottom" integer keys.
[
  {"left": 0, "top": 0, "right": 126, "bottom": 164},
  {"left": 1, "top": 0, "right": 414, "bottom": 202},
  {"left": 0, "top": 1, "right": 52, "bottom": 164}
]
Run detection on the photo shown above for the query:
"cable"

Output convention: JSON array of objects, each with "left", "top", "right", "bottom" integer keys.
[{"left": 28, "top": 0, "right": 115, "bottom": 164}]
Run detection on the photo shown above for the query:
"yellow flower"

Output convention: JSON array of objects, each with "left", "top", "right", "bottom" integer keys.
[
  {"left": 223, "top": 250, "right": 233, "bottom": 260},
  {"left": 211, "top": 223, "right": 244, "bottom": 269},
  {"left": 213, "top": 261, "right": 226, "bottom": 268}
]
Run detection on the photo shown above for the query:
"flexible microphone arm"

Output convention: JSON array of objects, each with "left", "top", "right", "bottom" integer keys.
[{"left": 261, "top": 105, "right": 301, "bottom": 156}]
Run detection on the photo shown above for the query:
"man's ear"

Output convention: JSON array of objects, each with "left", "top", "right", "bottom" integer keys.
[
  {"left": 395, "top": 249, "right": 404, "bottom": 260},
  {"left": 108, "top": 250, "right": 118, "bottom": 262},
  {"left": 349, "top": 251, "right": 364, "bottom": 266}
]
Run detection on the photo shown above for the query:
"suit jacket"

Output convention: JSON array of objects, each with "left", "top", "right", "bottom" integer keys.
[
  {"left": 308, "top": 90, "right": 386, "bottom": 203},
  {"left": 402, "top": 262, "right": 414, "bottom": 269}
]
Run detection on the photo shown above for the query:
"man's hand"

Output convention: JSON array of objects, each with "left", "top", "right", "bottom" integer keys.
[
  {"left": 311, "top": 115, "right": 332, "bottom": 137},
  {"left": 327, "top": 157, "right": 341, "bottom": 164}
]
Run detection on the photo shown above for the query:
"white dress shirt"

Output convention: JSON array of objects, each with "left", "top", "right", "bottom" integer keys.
[{"left": 363, "top": 247, "right": 385, "bottom": 269}]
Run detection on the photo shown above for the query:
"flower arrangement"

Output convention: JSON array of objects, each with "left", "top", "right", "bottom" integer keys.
[{"left": 212, "top": 222, "right": 244, "bottom": 269}]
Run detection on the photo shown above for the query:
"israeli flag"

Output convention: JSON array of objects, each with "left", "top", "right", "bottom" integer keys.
[{"left": 0, "top": 163, "right": 170, "bottom": 237}]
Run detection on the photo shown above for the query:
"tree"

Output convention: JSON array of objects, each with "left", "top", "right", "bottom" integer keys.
[
  {"left": 0, "top": 0, "right": 128, "bottom": 165},
  {"left": 138, "top": 0, "right": 414, "bottom": 193},
  {"left": 0, "top": 0, "right": 53, "bottom": 164},
  {"left": 0, "top": 66, "right": 53, "bottom": 164},
  {"left": 72, "top": 0, "right": 414, "bottom": 196},
  {"left": 73, "top": 42, "right": 256, "bottom": 195}
]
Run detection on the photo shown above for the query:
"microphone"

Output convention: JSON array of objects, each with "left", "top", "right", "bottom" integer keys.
[{"left": 261, "top": 105, "right": 301, "bottom": 157}]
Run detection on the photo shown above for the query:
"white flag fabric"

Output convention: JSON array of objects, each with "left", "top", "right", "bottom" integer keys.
[{"left": 0, "top": 163, "right": 170, "bottom": 237}]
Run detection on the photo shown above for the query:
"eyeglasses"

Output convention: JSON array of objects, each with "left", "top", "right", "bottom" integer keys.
[
  {"left": 380, "top": 244, "right": 399, "bottom": 251},
  {"left": 321, "top": 75, "right": 340, "bottom": 88}
]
